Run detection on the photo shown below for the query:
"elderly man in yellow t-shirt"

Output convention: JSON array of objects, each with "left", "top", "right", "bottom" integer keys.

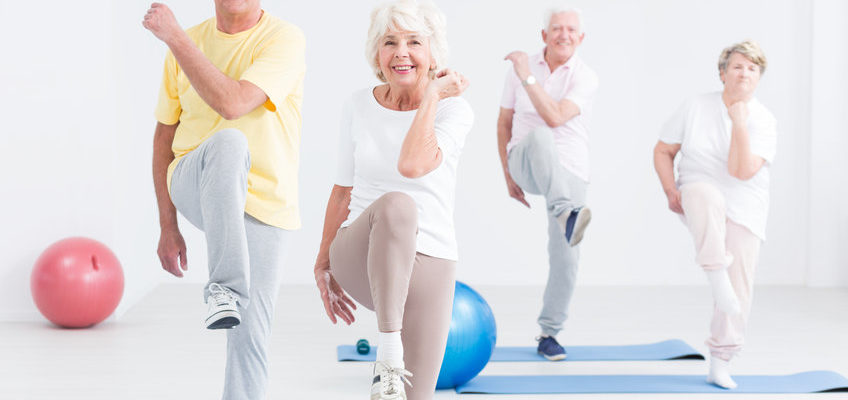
[{"left": 143, "top": 1, "right": 304, "bottom": 398}]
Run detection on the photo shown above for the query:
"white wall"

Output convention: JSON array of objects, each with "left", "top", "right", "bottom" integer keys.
[
  {"left": 1, "top": 0, "right": 845, "bottom": 321},
  {"left": 808, "top": 0, "right": 848, "bottom": 286}
]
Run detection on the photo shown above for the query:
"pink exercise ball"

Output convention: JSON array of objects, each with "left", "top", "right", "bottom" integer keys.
[{"left": 31, "top": 237, "right": 124, "bottom": 328}]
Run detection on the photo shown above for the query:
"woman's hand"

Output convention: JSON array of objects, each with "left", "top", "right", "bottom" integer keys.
[
  {"left": 314, "top": 265, "right": 357, "bottom": 325},
  {"left": 727, "top": 101, "right": 749, "bottom": 125},
  {"left": 665, "top": 187, "right": 683, "bottom": 214},
  {"left": 427, "top": 68, "right": 469, "bottom": 100}
]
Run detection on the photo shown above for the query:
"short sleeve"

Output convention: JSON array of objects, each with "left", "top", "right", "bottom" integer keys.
[
  {"left": 749, "top": 110, "right": 777, "bottom": 164},
  {"left": 241, "top": 24, "right": 306, "bottom": 112},
  {"left": 154, "top": 51, "right": 181, "bottom": 125},
  {"left": 499, "top": 67, "right": 519, "bottom": 110},
  {"left": 564, "top": 68, "right": 598, "bottom": 113},
  {"left": 434, "top": 97, "right": 475, "bottom": 159},
  {"left": 659, "top": 98, "right": 693, "bottom": 144},
  {"left": 334, "top": 98, "right": 355, "bottom": 187}
]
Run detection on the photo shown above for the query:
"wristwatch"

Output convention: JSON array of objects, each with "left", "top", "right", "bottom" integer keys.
[{"left": 521, "top": 75, "right": 536, "bottom": 86}]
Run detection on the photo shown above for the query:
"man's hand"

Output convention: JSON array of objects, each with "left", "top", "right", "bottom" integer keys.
[
  {"left": 504, "top": 51, "right": 531, "bottom": 81},
  {"left": 665, "top": 187, "right": 683, "bottom": 214},
  {"left": 158, "top": 226, "right": 188, "bottom": 277},
  {"left": 143, "top": 3, "right": 184, "bottom": 45},
  {"left": 504, "top": 172, "right": 530, "bottom": 208}
]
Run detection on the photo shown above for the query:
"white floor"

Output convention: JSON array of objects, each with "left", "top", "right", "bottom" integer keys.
[{"left": 3, "top": 284, "right": 847, "bottom": 400}]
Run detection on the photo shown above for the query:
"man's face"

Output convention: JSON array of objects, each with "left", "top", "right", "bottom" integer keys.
[
  {"left": 215, "top": 0, "right": 259, "bottom": 15},
  {"left": 542, "top": 12, "right": 584, "bottom": 61}
]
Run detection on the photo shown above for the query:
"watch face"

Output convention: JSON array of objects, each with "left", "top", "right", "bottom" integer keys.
[{"left": 524, "top": 76, "right": 536, "bottom": 85}]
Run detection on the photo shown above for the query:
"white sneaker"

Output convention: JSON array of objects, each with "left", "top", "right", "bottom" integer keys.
[
  {"left": 370, "top": 361, "right": 412, "bottom": 400},
  {"left": 205, "top": 283, "right": 240, "bottom": 329}
]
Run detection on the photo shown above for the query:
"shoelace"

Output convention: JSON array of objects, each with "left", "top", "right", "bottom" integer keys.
[
  {"left": 376, "top": 361, "right": 413, "bottom": 396},
  {"left": 208, "top": 283, "right": 237, "bottom": 306}
]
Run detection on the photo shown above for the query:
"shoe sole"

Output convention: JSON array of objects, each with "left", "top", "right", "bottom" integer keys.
[
  {"left": 568, "top": 208, "right": 592, "bottom": 246},
  {"left": 538, "top": 351, "right": 567, "bottom": 361},
  {"left": 206, "top": 311, "right": 241, "bottom": 330}
]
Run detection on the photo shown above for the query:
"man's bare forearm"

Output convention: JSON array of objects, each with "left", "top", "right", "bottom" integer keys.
[
  {"left": 166, "top": 34, "right": 264, "bottom": 120},
  {"left": 153, "top": 122, "right": 179, "bottom": 230},
  {"left": 496, "top": 108, "right": 515, "bottom": 174},
  {"left": 524, "top": 83, "right": 580, "bottom": 128},
  {"left": 497, "top": 123, "right": 512, "bottom": 174}
]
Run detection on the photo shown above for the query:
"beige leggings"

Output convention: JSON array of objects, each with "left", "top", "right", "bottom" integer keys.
[
  {"left": 680, "top": 182, "right": 762, "bottom": 360},
  {"left": 330, "top": 192, "right": 456, "bottom": 399}
]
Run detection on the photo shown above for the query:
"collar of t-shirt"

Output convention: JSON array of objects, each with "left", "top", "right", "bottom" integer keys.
[{"left": 531, "top": 49, "right": 578, "bottom": 80}]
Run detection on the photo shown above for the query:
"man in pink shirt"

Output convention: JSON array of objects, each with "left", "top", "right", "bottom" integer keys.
[{"left": 497, "top": 7, "right": 598, "bottom": 360}]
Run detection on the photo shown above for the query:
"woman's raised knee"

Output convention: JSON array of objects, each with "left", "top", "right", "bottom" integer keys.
[
  {"left": 372, "top": 192, "right": 418, "bottom": 230},
  {"left": 682, "top": 182, "right": 726, "bottom": 210}
]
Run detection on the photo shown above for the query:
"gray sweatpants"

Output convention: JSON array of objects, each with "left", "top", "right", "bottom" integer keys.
[
  {"left": 507, "top": 127, "right": 588, "bottom": 337},
  {"left": 170, "top": 129, "right": 289, "bottom": 400},
  {"left": 329, "top": 192, "right": 457, "bottom": 400}
]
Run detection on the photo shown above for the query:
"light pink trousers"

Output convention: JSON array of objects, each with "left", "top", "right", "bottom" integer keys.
[
  {"left": 330, "top": 192, "right": 456, "bottom": 399},
  {"left": 680, "top": 182, "right": 762, "bottom": 361}
]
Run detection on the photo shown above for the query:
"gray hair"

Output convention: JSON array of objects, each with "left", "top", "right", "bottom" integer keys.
[
  {"left": 543, "top": 7, "right": 584, "bottom": 34},
  {"left": 365, "top": 0, "right": 449, "bottom": 82}
]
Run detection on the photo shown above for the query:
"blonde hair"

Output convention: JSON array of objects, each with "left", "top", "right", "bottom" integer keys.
[
  {"left": 718, "top": 40, "right": 767, "bottom": 75},
  {"left": 365, "top": 0, "right": 449, "bottom": 82}
]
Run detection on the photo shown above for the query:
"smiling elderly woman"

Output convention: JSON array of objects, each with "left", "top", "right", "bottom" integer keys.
[
  {"left": 653, "top": 40, "right": 776, "bottom": 390},
  {"left": 312, "top": 0, "right": 473, "bottom": 399}
]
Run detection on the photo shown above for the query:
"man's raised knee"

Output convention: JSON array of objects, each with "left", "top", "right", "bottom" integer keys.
[
  {"left": 527, "top": 127, "right": 555, "bottom": 147},
  {"left": 210, "top": 129, "right": 249, "bottom": 154},
  {"left": 207, "top": 129, "right": 250, "bottom": 168}
]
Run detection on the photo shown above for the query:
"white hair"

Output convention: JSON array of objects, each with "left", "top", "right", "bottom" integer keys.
[
  {"left": 365, "top": 0, "right": 449, "bottom": 82},
  {"left": 543, "top": 7, "right": 584, "bottom": 34}
]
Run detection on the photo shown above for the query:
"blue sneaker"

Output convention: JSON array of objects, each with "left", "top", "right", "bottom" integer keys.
[
  {"left": 536, "top": 336, "right": 567, "bottom": 361},
  {"left": 563, "top": 207, "right": 592, "bottom": 246}
]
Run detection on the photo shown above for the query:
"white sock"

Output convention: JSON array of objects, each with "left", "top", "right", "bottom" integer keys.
[
  {"left": 707, "top": 355, "right": 738, "bottom": 389},
  {"left": 376, "top": 331, "right": 404, "bottom": 368},
  {"left": 705, "top": 269, "right": 741, "bottom": 315}
]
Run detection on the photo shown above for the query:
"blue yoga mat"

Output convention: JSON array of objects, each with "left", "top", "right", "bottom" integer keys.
[
  {"left": 337, "top": 339, "right": 703, "bottom": 362},
  {"left": 455, "top": 371, "right": 848, "bottom": 394}
]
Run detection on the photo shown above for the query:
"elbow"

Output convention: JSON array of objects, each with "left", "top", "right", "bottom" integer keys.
[
  {"left": 398, "top": 157, "right": 440, "bottom": 179},
  {"left": 728, "top": 166, "right": 756, "bottom": 181},
  {"left": 218, "top": 104, "right": 245, "bottom": 121},
  {"left": 217, "top": 96, "right": 253, "bottom": 120},
  {"left": 543, "top": 116, "right": 565, "bottom": 128},
  {"left": 397, "top": 162, "right": 428, "bottom": 179}
]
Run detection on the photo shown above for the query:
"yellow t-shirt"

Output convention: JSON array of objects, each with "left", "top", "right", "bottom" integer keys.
[{"left": 155, "top": 12, "right": 305, "bottom": 229}]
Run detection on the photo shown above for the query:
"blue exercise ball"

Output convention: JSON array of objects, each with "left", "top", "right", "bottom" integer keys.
[{"left": 435, "top": 281, "right": 497, "bottom": 389}]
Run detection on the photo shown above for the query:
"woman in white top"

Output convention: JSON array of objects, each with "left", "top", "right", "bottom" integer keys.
[
  {"left": 654, "top": 40, "right": 777, "bottom": 389},
  {"left": 312, "top": 1, "right": 473, "bottom": 399}
]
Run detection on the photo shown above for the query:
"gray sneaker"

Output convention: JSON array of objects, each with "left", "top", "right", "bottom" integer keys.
[
  {"left": 563, "top": 207, "right": 592, "bottom": 246},
  {"left": 205, "top": 283, "right": 240, "bottom": 329}
]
